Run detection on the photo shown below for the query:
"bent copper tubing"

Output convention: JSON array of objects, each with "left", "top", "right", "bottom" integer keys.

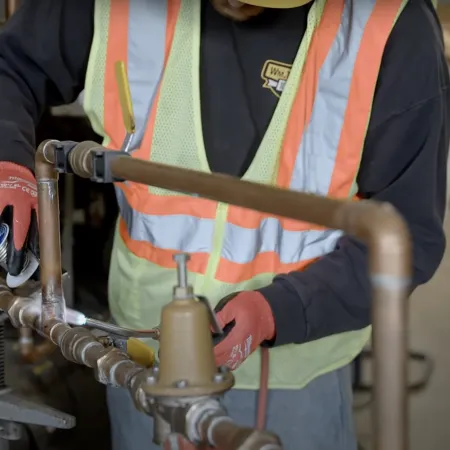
[
  {"left": 35, "top": 141, "right": 65, "bottom": 325},
  {"left": 45, "top": 141, "right": 412, "bottom": 450}
]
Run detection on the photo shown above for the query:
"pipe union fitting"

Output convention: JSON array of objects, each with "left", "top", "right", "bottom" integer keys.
[
  {"left": 7, "top": 297, "right": 37, "bottom": 329},
  {"left": 95, "top": 348, "right": 140, "bottom": 387},
  {"left": 185, "top": 399, "right": 227, "bottom": 444},
  {"left": 59, "top": 327, "right": 103, "bottom": 364},
  {"left": 129, "top": 368, "right": 158, "bottom": 414}
]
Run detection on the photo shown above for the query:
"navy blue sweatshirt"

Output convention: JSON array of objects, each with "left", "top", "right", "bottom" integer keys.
[{"left": 0, "top": 0, "right": 448, "bottom": 346}]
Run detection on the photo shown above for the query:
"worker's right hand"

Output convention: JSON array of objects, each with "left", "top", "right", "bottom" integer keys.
[{"left": 0, "top": 162, "right": 38, "bottom": 275}]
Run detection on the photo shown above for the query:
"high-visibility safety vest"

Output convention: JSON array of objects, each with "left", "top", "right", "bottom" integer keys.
[{"left": 83, "top": 0, "right": 408, "bottom": 390}]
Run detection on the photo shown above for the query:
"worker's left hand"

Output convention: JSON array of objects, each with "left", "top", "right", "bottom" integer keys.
[{"left": 213, "top": 291, "right": 275, "bottom": 370}]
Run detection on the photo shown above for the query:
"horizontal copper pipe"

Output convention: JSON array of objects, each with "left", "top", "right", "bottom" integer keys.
[
  {"left": 45, "top": 141, "right": 412, "bottom": 449},
  {"left": 200, "top": 414, "right": 281, "bottom": 450},
  {"left": 0, "top": 284, "right": 145, "bottom": 393}
]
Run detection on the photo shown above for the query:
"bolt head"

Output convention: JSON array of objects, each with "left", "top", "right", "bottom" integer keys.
[
  {"left": 175, "top": 379, "right": 188, "bottom": 388},
  {"left": 214, "top": 373, "right": 225, "bottom": 383}
]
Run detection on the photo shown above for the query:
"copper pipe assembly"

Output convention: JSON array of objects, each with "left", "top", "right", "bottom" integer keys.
[
  {"left": 2, "top": 140, "right": 411, "bottom": 450},
  {"left": 63, "top": 140, "right": 411, "bottom": 450},
  {"left": 0, "top": 281, "right": 280, "bottom": 450},
  {"left": 0, "top": 141, "right": 282, "bottom": 450}
]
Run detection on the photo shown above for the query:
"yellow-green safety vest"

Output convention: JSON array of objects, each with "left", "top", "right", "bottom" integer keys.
[{"left": 83, "top": 0, "right": 408, "bottom": 390}]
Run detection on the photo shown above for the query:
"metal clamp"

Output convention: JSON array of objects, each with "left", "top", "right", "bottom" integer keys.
[
  {"left": 53, "top": 141, "right": 78, "bottom": 174},
  {"left": 90, "top": 150, "right": 131, "bottom": 183}
]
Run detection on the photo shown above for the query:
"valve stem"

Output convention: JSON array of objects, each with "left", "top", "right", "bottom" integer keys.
[
  {"left": 172, "top": 253, "right": 223, "bottom": 335},
  {"left": 173, "top": 253, "right": 189, "bottom": 288}
]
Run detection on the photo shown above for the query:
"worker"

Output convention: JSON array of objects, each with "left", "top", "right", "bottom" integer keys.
[{"left": 0, "top": 0, "right": 448, "bottom": 449}]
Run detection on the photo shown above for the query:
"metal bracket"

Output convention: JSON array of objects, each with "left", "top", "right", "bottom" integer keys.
[
  {"left": 0, "top": 389, "right": 75, "bottom": 429},
  {"left": 0, "top": 420, "right": 21, "bottom": 441}
]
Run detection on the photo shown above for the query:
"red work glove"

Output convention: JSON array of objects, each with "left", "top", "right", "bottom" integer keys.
[
  {"left": 214, "top": 291, "right": 276, "bottom": 371},
  {"left": 0, "top": 162, "right": 38, "bottom": 275}
]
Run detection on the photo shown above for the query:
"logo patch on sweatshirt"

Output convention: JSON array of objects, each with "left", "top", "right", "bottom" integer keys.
[{"left": 261, "top": 60, "right": 292, "bottom": 98}]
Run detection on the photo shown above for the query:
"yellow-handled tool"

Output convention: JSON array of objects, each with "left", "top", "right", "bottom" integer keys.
[
  {"left": 127, "top": 338, "right": 156, "bottom": 368},
  {"left": 115, "top": 60, "right": 135, "bottom": 135},
  {"left": 63, "top": 305, "right": 158, "bottom": 369}
]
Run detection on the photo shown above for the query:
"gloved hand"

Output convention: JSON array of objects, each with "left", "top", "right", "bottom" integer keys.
[
  {"left": 0, "top": 162, "right": 38, "bottom": 275},
  {"left": 213, "top": 291, "right": 275, "bottom": 370}
]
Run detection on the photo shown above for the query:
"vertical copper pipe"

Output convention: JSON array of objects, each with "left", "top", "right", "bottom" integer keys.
[
  {"left": 335, "top": 203, "right": 411, "bottom": 450},
  {"left": 5, "top": 0, "right": 19, "bottom": 18},
  {"left": 62, "top": 175, "right": 74, "bottom": 308},
  {"left": 35, "top": 141, "right": 65, "bottom": 326},
  {"left": 19, "top": 327, "right": 56, "bottom": 364},
  {"left": 18, "top": 327, "right": 33, "bottom": 361}
]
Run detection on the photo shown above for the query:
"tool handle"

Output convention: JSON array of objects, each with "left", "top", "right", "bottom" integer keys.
[{"left": 127, "top": 338, "right": 156, "bottom": 368}]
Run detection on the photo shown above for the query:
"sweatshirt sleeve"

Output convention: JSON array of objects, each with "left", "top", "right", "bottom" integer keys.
[
  {"left": 258, "top": 0, "right": 450, "bottom": 347},
  {"left": 260, "top": 92, "right": 449, "bottom": 346},
  {"left": 0, "top": 0, "right": 94, "bottom": 170}
]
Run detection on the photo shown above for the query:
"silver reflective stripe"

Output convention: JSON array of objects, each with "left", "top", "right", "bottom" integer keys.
[
  {"left": 127, "top": 0, "right": 167, "bottom": 150},
  {"left": 223, "top": 219, "right": 343, "bottom": 265},
  {"left": 290, "top": 0, "right": 376, "bottom": 195},
  {"left": 118, "top": 179, "right": 343, "bottom": 263},
  {"left": 117, "top": 0, "right": 363, "bottom": 270},
  {"left": 116, "top": 188, "right": 214, "bottom": 253}
]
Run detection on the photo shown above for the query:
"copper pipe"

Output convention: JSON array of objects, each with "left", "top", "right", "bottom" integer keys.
[
  {"left": 109, "top": 156, "right": 411, "bottom": 450},
  {"left": 35, "top": 141, "right": 65, "bottom": 325},
  {"left": 51, "top": 141, "right": 412, "bottom": 449},
  {"left": 199, "top": 414, "right": 281, "bottom": 450},
  {"left": 19, "top": 327, "right": 56, "bottom": 364},
  {"left": 19, "top": 327, "right": 34, "bottom": 361},
  {"left": 256, "top": 348, "right": 269, "bottom": 431},
  {"left": 12, "top": 284, "right": 57, "bottom": 364},
  {"left": 5, "top": 0, "right": 19, "bottom": 18}
]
